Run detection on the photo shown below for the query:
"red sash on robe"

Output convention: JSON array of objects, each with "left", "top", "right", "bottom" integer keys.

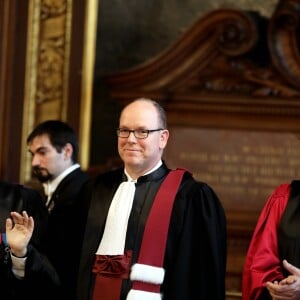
[{"left": 92, "top": 169, "right": 187, "bottom": 300}]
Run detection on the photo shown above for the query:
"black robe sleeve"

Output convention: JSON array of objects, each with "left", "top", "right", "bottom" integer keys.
[
  {"left": 162, "top": 174, "right": 227, "bottom": 300},
  {"left": 0, "top": 182, "right": 61, "bottom": 300}
]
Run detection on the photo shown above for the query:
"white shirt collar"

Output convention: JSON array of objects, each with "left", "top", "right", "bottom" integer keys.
[
  {"left": 144, "top": 160, "right": 162, "bottom": 175},
  {"left": 124, "top": 160, "right": 162, "bottom": 182},
  {"left": 43, "top": 163, "right": 80, "bottom": 197}
]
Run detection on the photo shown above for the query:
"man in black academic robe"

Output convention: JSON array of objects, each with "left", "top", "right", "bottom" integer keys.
[
  {"left": 76, "top": 99, "right": 226, "bottom": 300},
  {"left": 77, "top": 163, "right": 227, "bottom": 300}
]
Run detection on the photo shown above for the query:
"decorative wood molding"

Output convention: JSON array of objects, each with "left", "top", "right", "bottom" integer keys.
[
  {"left": 268, "top": 0, "right": 300, "bottom": 88},
  {"left": 105, "top": 0, "right": 300, "bottom": 131}
]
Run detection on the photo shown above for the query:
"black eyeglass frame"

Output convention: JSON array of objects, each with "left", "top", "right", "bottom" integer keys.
[{"left": 116, "top": 128, "right": 164, "bottom": 139}]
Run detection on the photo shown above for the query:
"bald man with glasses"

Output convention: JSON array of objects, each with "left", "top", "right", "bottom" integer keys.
[{"left": 76, "top": 98, "right": 227, "bottom": 300}]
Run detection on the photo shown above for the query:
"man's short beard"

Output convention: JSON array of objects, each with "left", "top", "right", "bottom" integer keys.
[{"left": 32, "top": 167, "right": 53, "bottom": 183}]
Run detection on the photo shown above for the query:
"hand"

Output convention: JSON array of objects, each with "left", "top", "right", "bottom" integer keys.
[
  {"left": 265, "top": 260, "right": 300, "bottom": 299},
  {"left": 6, "top": 211, "right": 34, "bottom": 257}
]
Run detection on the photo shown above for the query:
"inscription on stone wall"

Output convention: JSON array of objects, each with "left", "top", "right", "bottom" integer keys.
[{"left": 165, "top": 127, "right": 300, "bottom": 212}]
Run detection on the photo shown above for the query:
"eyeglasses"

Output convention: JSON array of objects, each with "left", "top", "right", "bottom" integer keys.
[{"left": 116, "top": 128, "right": 163, "bottom": 139}]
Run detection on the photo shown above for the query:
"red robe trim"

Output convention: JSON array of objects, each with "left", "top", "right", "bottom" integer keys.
[{"left": 242, "top": 183, "right": 290, "bottom": 300}]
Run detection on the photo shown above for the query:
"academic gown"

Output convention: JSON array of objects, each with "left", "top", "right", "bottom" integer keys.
[
  {"left": 0, "top": 181, "right": 59, "bottom": 300},
  {"left": 77, "top": 163, "right": 227, "bottom": 300},
  {"left": 3, "top": 168, "right": 90, "bottom": 300},
  {"left": 40, "top": 167, "right": 90, "bottom": 300},
  {"left": 242, "top": 183, "right": 290, "bottom": 300},
  {"left": 243, "top": 180, "right": 300, "bottom": 300}
]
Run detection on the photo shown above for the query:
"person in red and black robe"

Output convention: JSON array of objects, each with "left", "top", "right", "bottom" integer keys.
[{"left": 243, "top": 180, "right": 300, "bottom": 300}]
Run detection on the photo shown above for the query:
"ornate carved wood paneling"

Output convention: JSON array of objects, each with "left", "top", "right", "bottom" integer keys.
[
  {"left": 106, "top": 1, "right": 300, "bottom": 131},
  {"left": 268, "top": 0, "right": 300, "bottom": 89},
  {"left": 104, "top": 0, "right": 300, "bottom": 298}
]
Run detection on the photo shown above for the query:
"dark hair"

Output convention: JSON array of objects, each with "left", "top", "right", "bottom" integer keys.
[{"left": 26, "top": 120, "right": 79, "bottom": 163}]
